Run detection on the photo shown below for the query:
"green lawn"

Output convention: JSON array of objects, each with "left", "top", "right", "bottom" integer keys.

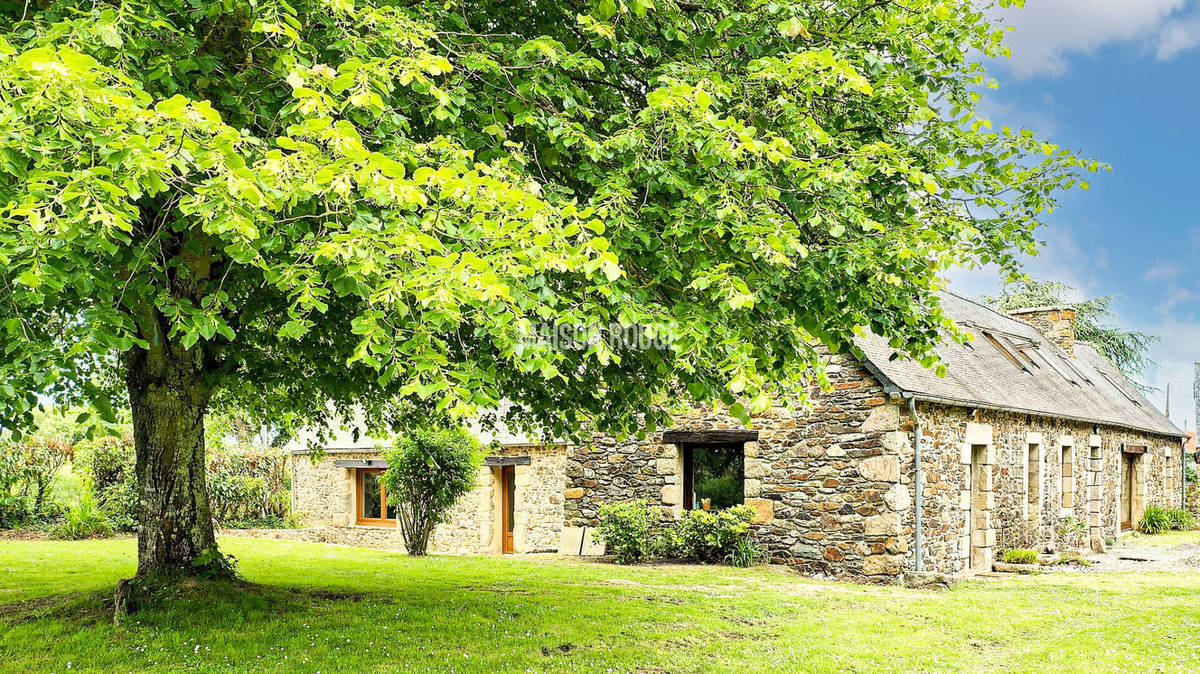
[
  {"left": 1118, "top": 529, "right": 1200, "bottom": 547},
  {"left": 1, "top": 537, "right": 1198, "bottom": 672}
]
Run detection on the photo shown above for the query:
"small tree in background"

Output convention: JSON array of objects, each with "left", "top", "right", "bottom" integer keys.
[
  {"left": 982, "top": 278, "right": 1158, "bottom": 388},
  {"left": 382, "top": 428, "right": 481, "bottom": 556}
]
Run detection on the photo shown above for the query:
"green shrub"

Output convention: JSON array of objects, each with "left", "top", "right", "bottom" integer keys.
[
  {"left": 694, "top": 476, "right": 743, "bottom": 512},
  {"left": 52, "top": 494, "right": 114, "bottom": 539},
  {"left": 1164, "top": 507, "right": 1195, "bottom": 531},
  {"left": 208, "top": 447, "right": 290, "bottom": 527},
  {"left": 0, "top": 441, "right": 26, "bottom": 528},
  {"left": 76, "top": 436, "right": 294, "bottom": 532},
  {"left": 382, "top": 427, "right": 481, "bottom": 556},
  {"left": 0, "top": 437, "right": 73, "bottom": 526},
  {"left": 726, "top": 534, "right": 769, "bottom": 568},
  {"left": 74, "top": 436, "right": 138, "bottom": 531},
  {"left": 1138, "top": 505, "right": 1171, "bottom": 535},
  {"left": 0, "top": 490, "right": 24, "bottom": 529},
  {"left": 661, "top": 505, "right": 756, "bottom": 563},
  {"left": 1000, "top": 548, "right": 1039, "bottom": 564},
  {"left": 596, "top": 500, "right": 656, "bottom": 564}
]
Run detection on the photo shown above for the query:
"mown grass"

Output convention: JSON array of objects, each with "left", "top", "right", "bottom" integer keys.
[
  {"left": 1120, "top": 529, "right": 1200, "bottom": 547},
  {"left": 1, "top": 537, "right": 1199, "bottom": 672}
]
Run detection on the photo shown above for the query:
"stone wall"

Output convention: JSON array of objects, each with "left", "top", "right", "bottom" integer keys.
[
  {"left": 289, "top": 445, "right": 567, "bottom": 554},
  {"left": 566, "top": 353, "right": 909, "bottom": 582},
  {"left": 900, "top": 402, "right": 1183, "bottom": 575},
  {"left": 566, "top": 351, "right": 1184, "bottom": 581},
  {"left": 1009, "top": 306, "right": 1077, "bottom": 356}
]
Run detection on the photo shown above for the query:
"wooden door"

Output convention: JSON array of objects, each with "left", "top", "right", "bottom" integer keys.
[
  {"left": 501, "top": 465, "right": 515, "bottom": 554},
  {"left": 1121, "top": 455, "right": 1134, "bottom": 530}
]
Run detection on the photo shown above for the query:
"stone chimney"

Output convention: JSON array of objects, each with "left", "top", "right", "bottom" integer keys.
[{"left": 1009, "top": 306, "right": 1076, "bottom": 357}]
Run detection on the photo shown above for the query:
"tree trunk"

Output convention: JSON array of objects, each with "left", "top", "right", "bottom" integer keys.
[{"left": 124, "top": 343, "right": 228, "bottom": 579}]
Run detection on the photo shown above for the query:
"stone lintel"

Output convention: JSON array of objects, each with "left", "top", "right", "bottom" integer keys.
[
  {"left": 965, "top": 422, "right": 993, "bottom": 446},
  {"left": 334, "top": 459, "right": 389, "bottom": 469},
  {"left": 483, "top": 455, "right": 532, "bottom": 466}
]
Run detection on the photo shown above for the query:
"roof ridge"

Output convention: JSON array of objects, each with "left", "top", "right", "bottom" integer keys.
[
  {"left": 938, "top": 288, "right": 1051, "bottom": 336},
  {"left": 852, "top": 289, "right": 1185, "bottom": 438}
]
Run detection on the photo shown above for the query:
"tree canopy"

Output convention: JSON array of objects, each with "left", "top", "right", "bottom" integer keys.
[
  {"left": 0, "top": 0, "right": 1096, "bottom": 576},
  {"left": 982, "top": 278, "right": 1157, "bottom": 387},
  {"left": 0, "top": 0, "right": 1095, "bottom": 441}
]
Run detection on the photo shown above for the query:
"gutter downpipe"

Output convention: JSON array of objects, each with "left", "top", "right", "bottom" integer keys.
[{"left": 904, "top": 393, "right": 923, "bottom": 573}]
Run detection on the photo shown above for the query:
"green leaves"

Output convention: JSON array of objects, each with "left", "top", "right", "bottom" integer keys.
[{"left": 0, "top": 0, "right": 1093, "bottom": 445}]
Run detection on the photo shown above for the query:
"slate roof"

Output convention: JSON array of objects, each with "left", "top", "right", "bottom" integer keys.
[{"left": 854, "top": 292, "right": 1185, "bottom": 438}]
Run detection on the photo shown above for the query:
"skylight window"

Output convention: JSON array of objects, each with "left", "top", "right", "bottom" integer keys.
[
  {"left": 981, "top": 331, "right": 1030, "bottom": 373},
  {"left": 1100, "top": 372, "right": 1141, "bottom": 406},
  {"left": 1060, "top": 356, "right": 1094, "bottom": 386},
  {"left": 1035, "top": 349, "right": 1078, "bottom": 387},
  {"left": 1004, "top": 336, "right": 1041, "bottom": 370}
]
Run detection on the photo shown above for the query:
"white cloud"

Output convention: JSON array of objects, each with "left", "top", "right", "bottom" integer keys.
[
  {"left": 977, "top": 92, "right": 1062, "bottom": 137},
  {"left": 943, "top": 223, "right": 1096, "bottom": 304},
  {"left": 1156, "top": 15, "right": 1200, "bottom": 58},
  {"left": 1157, "top": 287, "right": 1199, "bottom": 314},
  {"left": 1143, "top": 260, "right": 1182, "bottom": 281},
  {"left": 1142, "top": 319, "right": 1200, "bottom": 432},
  {"left": 988, "top": 0, "right": 1196, "bottom": 78}
]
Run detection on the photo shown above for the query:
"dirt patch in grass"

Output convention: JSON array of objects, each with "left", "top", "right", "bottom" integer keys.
[
  {"left": 541, "top": 643, "right": 575, "bottom": 655},
  {"left": 0, "top": 529, "right": 52, "bottom": 541},
  {"left": 306, "top": 589, "right": 371, "bottom": 602},
  {"left": 0, "top": 591, "right": 112, "bottom": 627}
]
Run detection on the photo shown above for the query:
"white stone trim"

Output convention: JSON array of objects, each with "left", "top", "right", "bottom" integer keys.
[
  {"left": 966, "top": 422, "right": 993, "bottom": 446},
  {"left": 1024, "top": 440, "right": 1043, "bottom": 521}
]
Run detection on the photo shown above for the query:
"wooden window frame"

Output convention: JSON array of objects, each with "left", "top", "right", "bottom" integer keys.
[
  {"left": 1026, "top": 443, "right": 1041, "bottom": 519},
  {"left": 982, "top": 331, "right": 1029, "bottom": 373},
  {"left": 355, "top": 468, "right": 395, "bottom": 527},
  {"left": 680, "top": 443, "right": 745, "bottom": 511},
  {"left": 1060, "top": 445, "right": 1075, "bottom": 514}
]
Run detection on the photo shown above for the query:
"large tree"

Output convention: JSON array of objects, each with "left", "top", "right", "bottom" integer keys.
[{"left": 1, "top": 0, "right": 1091, "bottom": 580}]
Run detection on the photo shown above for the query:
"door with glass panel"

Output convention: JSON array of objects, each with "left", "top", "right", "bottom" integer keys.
[
  {"left": 500, "top": 465, "right": 515, "bottom": 553},
  {"left": 356, "top": 469, "right": 396, "bottom": 526}
]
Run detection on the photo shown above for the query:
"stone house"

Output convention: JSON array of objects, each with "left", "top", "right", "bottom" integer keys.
[
  {"left": 562, "top": 293, "right": 1189, "bottom": 581},
  {"left": 287, "top": 423, "right": 573, "bottom": 555},
  {"left": 285, "top": 292, "right": 1188, "bottom": 582}
]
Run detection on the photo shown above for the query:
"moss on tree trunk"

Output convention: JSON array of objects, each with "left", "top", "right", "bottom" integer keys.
[{"left": 124, "top": 344, "right": 229, "bottom": 579}]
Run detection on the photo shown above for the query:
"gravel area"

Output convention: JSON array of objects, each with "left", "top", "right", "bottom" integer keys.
[{"left": 1076, "top": 538, "right": 1200, "bottom": 572}]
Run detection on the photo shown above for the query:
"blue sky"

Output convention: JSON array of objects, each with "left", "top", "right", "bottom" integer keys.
[{"left": 945, "top": 0, "right": 1200, "bottom": 431}]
